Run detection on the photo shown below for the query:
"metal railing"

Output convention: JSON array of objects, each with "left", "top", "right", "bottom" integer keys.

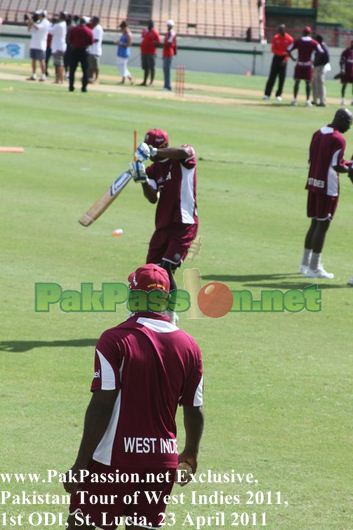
[
  {"left": 0, "top": 0, "right": 262, "bottom": 40},
  {"left": 266, "top": 1, "right": 314, "bottom": 7}
]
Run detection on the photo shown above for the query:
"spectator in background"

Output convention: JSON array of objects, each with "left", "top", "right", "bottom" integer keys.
[
  {"left": 64, "top": 14, "right": 72, "bottom": 79},
  {"left": 339, "top": 41, "right": 353, "bottom": 106},
  {"left": 312, "top": 35, "right": 330, "bottom": 107},
  {"left": 67, "top": 17, "right": 93, "bottom": 92},
  {"left": 51, "top": 12, "right": 67, "bottom": 84},
  {"left": 140, "top": 20, "right": 160, "bottom": 86},
  {"left": 287, "top": 26, "right": 323, "bottom": 107},
  {"left": 162, "top": 19, "right": 177, "bottom": 91},
  {"left": 116, "top": 21, "right": 133, "bottom": 85},
  {"left": 65, "top": 14, "right": 80, "bottom": 79},
  {"left": 263, "top": 24, "right": 293, "bottom": 102},
  {"left": 88, "top": 16, "right": 104, "bottom": 83},
  {"left": 45, "top": 24, "right": 52, "bottom": 76},
  {"left": 26, "top": 10, "right": 51, "bottom": 81}
]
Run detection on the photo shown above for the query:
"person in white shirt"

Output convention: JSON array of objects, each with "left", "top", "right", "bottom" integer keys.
[
  {"left": 26, "top": 10, "right": 50, "bottom": 81},
  {"left": 87, "top": 16, "right": 104, "bottom": 83},
  {"left": 51, "top": 12, "right": 67, "bottom": 83}
]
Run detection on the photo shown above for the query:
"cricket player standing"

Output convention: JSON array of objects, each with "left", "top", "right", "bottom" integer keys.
[
  {"left": 65, "top": 263, "right": 204, "bottom": 530},
  {"left": 300, "top": 109, "right": 353, "bottom": 279},
  {"left": 131, "top": 129, "right": 198, "bottom": 291}
]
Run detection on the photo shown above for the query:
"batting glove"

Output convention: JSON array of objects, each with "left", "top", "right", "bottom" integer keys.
[
  {"left": 135, "top": 142, "right": 151, "bottom": 162},
  {"left": 148, "top": 145, "right": 158, "bottom": 158},
  {"left": 129, "top": 161, "right": 147, "bottom": 183}
]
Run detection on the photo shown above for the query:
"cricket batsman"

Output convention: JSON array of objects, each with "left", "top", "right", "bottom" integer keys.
[
  {"left": 65, "top": 263, "right": 204, "bottom": 530},
  {"left": 130, "top": 129, "right": 198, "bottom": 291}
]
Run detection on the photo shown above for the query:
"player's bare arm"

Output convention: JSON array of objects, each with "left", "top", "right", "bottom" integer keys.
[
  {"left": 135, "top": 142, "right": 191, "bottom": 162},
  {"left": 287, "top": 49, "right": 296, "bottom": 62},
  {"left": 152, "top": 146, "right": 191, "bottom": 161},
  {"left": 64, "top": 389, "right": 118, "bottom": 494},
  {"left": 142, "top": 181, "right": 158, "bottom": 203},
  {"left": 178, "top": 405, "right": 204, "bottom": 484}
]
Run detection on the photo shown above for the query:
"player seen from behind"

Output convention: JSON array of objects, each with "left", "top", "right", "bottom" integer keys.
[
  {"left": 287, "top": 26, "right": 323, "bottom": 107},
  {"left": 65, "top": 263, "right": 204, "bottom": 530}
]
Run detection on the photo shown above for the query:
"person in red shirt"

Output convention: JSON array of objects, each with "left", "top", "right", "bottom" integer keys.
[
  {"left": 131, "top": 129, "right": 198, "bottom": 292},
  {"left": 162, "top": 20, "right": 177, "bottom": 90},
  {"left": 67, "top": 17, "right": 93, "bottom": 92},
  {"left": 263, "top": 24, "right": 293, "bottom": 102},
  {"left": 287, "top": 26, "right": 323, "bottom": 106},
  {"left": 140, "top": 20, "right": 160, "bottom": 86},
  {"left": 299, "top": 109, "right": 353, "bottom": 279},
  {"left": 65, "top": 263, "right": 204, "bottom": 530},
  {"left": 339, "top": 41, "right": 353, "bottom": 105}
]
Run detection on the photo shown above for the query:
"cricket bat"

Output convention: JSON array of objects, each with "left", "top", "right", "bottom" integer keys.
[
  {"left": 79, "top": 130, "right": 137, "bottom": 227},
  {"left": 79, "top": 170, "right": 133, "bottom": 226}
]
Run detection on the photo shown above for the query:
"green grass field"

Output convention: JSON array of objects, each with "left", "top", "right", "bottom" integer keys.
[{"left": 1, "top": 63, "right": 353, "bottom": 530}]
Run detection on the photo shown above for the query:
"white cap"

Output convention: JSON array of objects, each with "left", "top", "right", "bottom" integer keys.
[
  {"left": 83, "top": 16, "right": 90, "bottom": 23},
  {"left": 167, "top": 19, "right": 174, "bottom": 27}
]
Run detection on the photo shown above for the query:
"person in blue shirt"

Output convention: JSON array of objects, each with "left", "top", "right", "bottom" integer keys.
[{"left": 116, "top": 20, "right": 133, "bottom": 84}]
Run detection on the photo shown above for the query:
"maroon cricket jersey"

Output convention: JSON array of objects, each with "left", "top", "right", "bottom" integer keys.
[
  {"left": 68, "top": 24, "right": 93, "bottom": 49},
  {"left": 306, "top": 127, "right": 347, "bottom": 196},
  {"left": 146, "top": 145, "right": 198, "bottom": 229},
  {"left": 91, "top": 312, "right": 203, "bottom": 469},
  {"left": 341, "top": 48, "right": 353, "bottom": 80},
  {"left": 288, "top": 36, "right": 321, "bottom": 64}
]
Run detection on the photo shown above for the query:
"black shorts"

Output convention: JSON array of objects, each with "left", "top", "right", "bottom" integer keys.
[{"left": 141, "top": 53, "right": 156, "bottom": 70}]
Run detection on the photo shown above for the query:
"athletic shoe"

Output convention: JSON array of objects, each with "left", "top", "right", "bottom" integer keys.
[
  {"left": 26, "top": 75, "right": 36, "bottom": 81},
  {"left": 263, "top": 95, "right": 270, "bottom": 100},
  {"left": 341, "top": 98, "right": 346, "bottom": 105},
  {"left": 305, "top": 100, "right": 313, "bottom": 107},
  {"left": 291, "top": 99, "right": 298, "bottom": 106},
  {"left": 306, "top": 267, "right": 334, "bottom": 279},
  {"left": 276, "top": 96, "right": 282, "bottom": 102},
  {"left": 347, "top": 277, "right": 353, "bottom": 286},
  {"left": 299, "top": 264, "right": 309, "bottom": 275}
]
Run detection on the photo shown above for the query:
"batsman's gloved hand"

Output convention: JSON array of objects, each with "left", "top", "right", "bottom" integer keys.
[
  {"left": 135, "top": 142, "right": 151, "bottom": 162},
  {"left": 148, "top": 145, "right": 158, "bottom": 158},
  {"left": 129, "top": 161, "right": 147, "bottom": 183}
]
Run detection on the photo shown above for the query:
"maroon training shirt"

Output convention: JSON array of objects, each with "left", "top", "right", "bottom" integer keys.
[
  {"left": 91, "top": 312, "right": 203, "bottom": 470},
  {"left": 68, "top": 24, "right": 93, "bottom": 49},
  {"left": 288, "top": 36, "right": 321, "bottom": 64},
  {"left": 306, "top": 126, "right": 347, "bottom": 196},
  {"left": 146, "top": 145, "right": 198, "bottom": 230}
]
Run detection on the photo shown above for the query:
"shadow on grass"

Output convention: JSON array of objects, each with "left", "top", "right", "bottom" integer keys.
[
  {"left": 201, "top": 273, "right": 300, "bottom": 282},
  {"left": 243, "top": 282, "right": 348, "bottom": 290},
  {"left": 201, "top": 273, "right": 349, "bottom": 290},
  {"left": 0, "top": 339, "right": 97, "bottom": 353}
]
